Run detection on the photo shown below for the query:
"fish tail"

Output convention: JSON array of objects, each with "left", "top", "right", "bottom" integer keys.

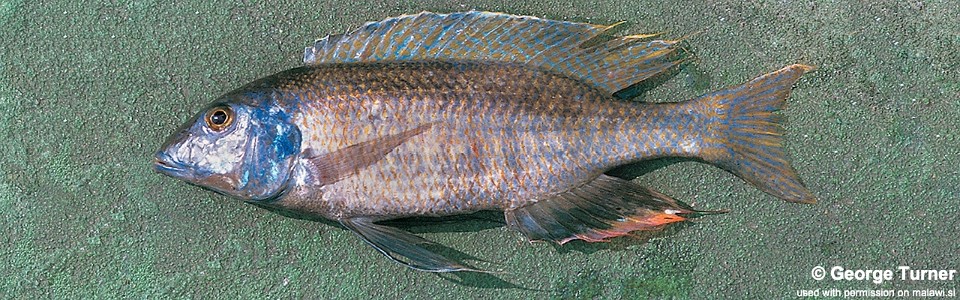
[{"left": 694, "top": 64, "right": 817, "bottom": 203}]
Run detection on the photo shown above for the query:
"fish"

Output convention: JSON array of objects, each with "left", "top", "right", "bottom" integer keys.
[{"left": 153, "top": 11, "right": 817, "bottom": 272}]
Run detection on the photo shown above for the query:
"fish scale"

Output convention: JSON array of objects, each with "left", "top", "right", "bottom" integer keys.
[{"left": 154, "top": 11, "right": 816, "bottom": 272}]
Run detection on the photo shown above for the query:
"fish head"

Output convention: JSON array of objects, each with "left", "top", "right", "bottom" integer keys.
[{"left": 154, "top": 99, "right": 301, "bottom": 201}]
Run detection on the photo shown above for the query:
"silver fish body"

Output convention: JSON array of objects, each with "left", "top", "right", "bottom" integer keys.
[{"left": 262, "top": 61, "right": 700, "bottom": 220}]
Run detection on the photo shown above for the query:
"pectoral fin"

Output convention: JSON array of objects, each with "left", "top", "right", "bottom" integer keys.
[
  {"left": 505, "top": 175, "right": 726, "bottom": 244},
  {"left": 300, "top": 124, "right": 431, "bottom": 186},
  {"left": 340, "top": 218, "right": 482, "bottom": 272}
]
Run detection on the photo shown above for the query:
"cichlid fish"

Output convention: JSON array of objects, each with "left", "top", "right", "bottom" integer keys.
[{"left": 154, "top": 11, "right": 817, "bottom": 272}]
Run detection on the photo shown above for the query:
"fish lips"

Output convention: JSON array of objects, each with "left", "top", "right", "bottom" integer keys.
[{"left": 153, "top": 151, "right": 190, "bottom": 179}]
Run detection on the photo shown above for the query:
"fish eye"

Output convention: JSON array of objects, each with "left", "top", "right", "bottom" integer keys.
[{"left": 205, "top": 106, "right": 234, "bottom": 131}]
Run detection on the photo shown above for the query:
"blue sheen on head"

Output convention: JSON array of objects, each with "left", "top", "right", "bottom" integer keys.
[{"left": 154, "top": 93, "right": 301, "bottom": 202}]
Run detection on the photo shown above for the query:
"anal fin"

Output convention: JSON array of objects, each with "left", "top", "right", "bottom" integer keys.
[
  {"left": 340, "top": 218, "right": 482, "bottom": 272},
  {"left": 505, "top": 175, "right": 724, "bottom": 244}
]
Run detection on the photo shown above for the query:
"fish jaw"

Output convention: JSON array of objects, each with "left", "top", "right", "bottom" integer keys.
[
  {"left": 153, "top": 151, "right": 189, "bottom": 179},
  {"left": 152, "top": 149, "right": 243, "bottom": 197}
]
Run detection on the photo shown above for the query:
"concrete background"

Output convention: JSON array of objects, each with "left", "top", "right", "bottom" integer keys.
[{"left": 1, "top": 0, "right": 957, "bottom": 298}]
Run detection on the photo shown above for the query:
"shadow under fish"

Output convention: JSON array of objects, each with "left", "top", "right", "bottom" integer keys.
[{"left": 153, "top": 11, "right": 818, "bottom": 273}]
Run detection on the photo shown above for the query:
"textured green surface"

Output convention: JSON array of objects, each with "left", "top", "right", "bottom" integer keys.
[{"left": 2, "top": 0, "right": 958, "bottom": 298}]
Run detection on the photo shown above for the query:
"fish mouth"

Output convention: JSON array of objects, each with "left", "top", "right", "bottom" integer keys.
[{"left": 153, "top": 152, "right": 187, "bottom": 178}]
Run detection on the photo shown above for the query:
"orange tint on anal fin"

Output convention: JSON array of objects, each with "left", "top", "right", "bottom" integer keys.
[
  {"left": 564, "top": 212, "right": 689, "bottom": 244},
  {"left": 696, "top": 64, "right": 818, "bottom": 204},
  {"left": 505, "top": 175, "right": 722, "bottom": 244},
  {"left": 643, "top": 212, "right": 689, "bottom": 226}
]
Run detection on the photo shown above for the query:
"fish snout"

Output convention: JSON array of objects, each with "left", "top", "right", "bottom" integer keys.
[{"left": 153, "top": 151, "right": 187, "bottom": 178}]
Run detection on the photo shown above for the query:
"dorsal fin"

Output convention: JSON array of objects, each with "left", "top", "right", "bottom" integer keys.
[{"left": 303, "top": 11, "right": 683, "bottom": 95}]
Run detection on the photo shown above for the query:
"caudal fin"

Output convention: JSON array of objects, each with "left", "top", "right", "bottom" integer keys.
[{"left": 695, "top": 64, "right": 817, "bottom": 203}]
